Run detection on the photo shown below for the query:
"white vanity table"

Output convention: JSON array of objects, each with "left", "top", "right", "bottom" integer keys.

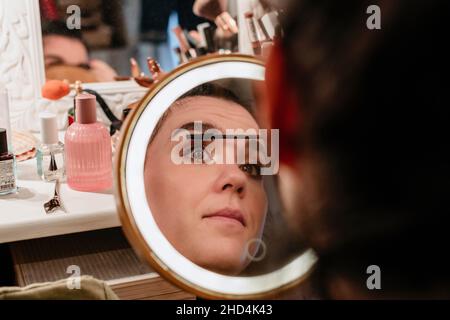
[
  {"left": 0, "top": 157, "right": 119, "bottom": 244},
  {"left": 0, "top": 130, "right": 120, "bottom": 244}
]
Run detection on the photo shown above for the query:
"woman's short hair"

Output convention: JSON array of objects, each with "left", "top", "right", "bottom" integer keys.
[{"left": 149, "top": 82, "right": 253, "bottom": 144}]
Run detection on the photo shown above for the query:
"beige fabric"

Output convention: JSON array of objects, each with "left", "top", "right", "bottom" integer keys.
[{"left": 0, "top": 276, "right": 119, "bottom": 300}]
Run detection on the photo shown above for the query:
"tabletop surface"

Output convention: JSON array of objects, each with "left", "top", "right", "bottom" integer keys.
[{"left": 0, "top": 156, "right": 120, "bottom": 244}]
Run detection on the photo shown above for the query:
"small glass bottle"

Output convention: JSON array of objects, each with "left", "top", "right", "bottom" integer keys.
[
  {"left": 65, "top": 94, "right": 113, "bottom": 192},
  {"left": 0, "top": 128, "right": 17, "bottom": 195},
  {"left": 36, "top": 112, "right": 65, "bottom": 182}
]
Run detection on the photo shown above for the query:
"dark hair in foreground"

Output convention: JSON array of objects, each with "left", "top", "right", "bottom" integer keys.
[
  {"left": 179, "top": 82, "right": 252, "bottom": 110},
  {"left": 282, "top": 0, "right": 450, "bottom": 298}
]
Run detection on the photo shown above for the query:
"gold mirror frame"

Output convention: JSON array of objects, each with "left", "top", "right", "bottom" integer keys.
[{"left": 114, "top": 53, "right": 317, "bottom": 299}]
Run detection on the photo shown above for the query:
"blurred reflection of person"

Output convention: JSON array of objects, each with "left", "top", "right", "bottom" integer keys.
[{"left": 42, "top": 21, "right": 118, "bottom": 82}]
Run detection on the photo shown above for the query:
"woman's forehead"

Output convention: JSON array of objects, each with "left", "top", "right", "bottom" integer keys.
[{"left": 165, "top": 96, "right": 259, "bottom": 132}]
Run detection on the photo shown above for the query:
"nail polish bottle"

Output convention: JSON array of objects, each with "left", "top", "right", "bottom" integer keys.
[
  {"left": 36, "top": 112, "right": 65, "bottom": 182},
  {"left": 0, "top": 128, "right": 17, "bottom": 195},
  {"left": 0, "top": 88, "right": 13, "bottom": 151},
  {"left": 65, "top": 94, "right": 113, "bottom": 192}
]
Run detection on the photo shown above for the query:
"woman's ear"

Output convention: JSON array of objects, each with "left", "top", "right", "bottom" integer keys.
[{"left": 265, "top": 40, "right": 302, "bottom": 167}]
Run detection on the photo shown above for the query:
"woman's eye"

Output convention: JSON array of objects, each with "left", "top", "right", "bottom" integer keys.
[
  {"left": 188, "top": 140, "right": 213, "bottom": 163},
  {"left": 191, "top": 147, "right": 204, "bottom": 161},
  {"left": 239, "top": 164, "right": 261, "bottom": 177}
]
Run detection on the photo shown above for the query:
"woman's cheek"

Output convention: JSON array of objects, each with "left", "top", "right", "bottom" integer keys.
[{"left": 249, "top": 182, "right": 268, "bottom": 229}]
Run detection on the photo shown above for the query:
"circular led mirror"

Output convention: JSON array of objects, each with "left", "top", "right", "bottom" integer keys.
[{"left": 115, "top": 54, "right": 317, "bottom": 299}]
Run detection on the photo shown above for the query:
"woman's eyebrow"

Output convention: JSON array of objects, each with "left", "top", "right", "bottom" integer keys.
[
  {"left": 178, "top": 122, "right": 259, "bottom": 140},
  {"left": 179, "top": 122, "right": 218, "bottom": 132},
  {"left": 167, "top": 122, "right": 220, "bottom": 146}
]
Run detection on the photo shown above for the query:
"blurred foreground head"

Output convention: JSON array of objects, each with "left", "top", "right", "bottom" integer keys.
[{"left": 267, "top": 0, "right": 450, "bottom": 298}]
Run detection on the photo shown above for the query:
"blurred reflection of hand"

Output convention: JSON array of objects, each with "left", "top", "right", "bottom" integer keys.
[
  {"left": 89, "top": 59, "right": 118, "bottom": 82},
  {"left": 215, "top": 11, "right": 238, "bottom": 35},
  {"left": 193, "top": 0, "right": 228, "bottom": 21}
]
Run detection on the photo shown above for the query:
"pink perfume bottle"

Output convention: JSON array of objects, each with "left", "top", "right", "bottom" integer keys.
[{"left": 65, "top": 94, "right": 113, "bottom": 192}]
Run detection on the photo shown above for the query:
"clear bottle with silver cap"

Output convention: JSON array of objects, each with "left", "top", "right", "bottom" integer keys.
[{"left": 36, "top": 112, "right": 65, "bottom": 182}]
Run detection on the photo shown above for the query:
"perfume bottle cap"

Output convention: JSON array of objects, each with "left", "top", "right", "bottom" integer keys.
[
  {"left": 76, "top": 93, "right": 97, "bottom": 124},
  {"left": 39, "top": 112, "right": 59, "bottom": 145},
  {"left": 0, "top": 128, "right": 9, "bottom": 155}
]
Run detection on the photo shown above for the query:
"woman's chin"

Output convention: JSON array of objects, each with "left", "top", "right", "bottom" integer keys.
[
  {"left": 198, "top": 261, "right": 245, "bottom": 276},
  {"left": 190, "top": 243, "right": 249, "bottom": 276}
]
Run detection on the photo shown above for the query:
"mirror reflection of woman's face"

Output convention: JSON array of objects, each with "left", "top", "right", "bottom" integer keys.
[{"left": 144, "top": 96, "right": 268, "bottom": 275}]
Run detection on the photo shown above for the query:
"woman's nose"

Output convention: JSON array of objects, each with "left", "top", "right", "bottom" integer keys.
[{"left": 214, "top": 165, "right": 247, "bottom": 198}]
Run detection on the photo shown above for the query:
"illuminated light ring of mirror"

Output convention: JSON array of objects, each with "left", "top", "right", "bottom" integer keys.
[{"left": 124, "top": 59, "right": 318, "bottom": 296}]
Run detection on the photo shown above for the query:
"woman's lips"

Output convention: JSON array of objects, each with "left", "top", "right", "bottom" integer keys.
[{"left": 202, "top": 208, "right": 246, "bottom": 227}]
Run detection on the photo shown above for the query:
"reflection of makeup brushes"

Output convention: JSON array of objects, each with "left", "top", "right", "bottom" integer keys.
[
  {"left": 184, "top": 30, "right": 199, "bottom": 48},
  {"left": 115, "top": 58, "right": 157, "bottom": 88},
  {"left": 174, "top": 48, "right": 188, "bottom": 64},
  {"left": 130, "top": 57, "right": 143, "bottom": 78},
  {"left": 133, "top": 76, "right": 154, "bottom": 88},
  {"left": 116, "top": 58, "right": 155, "bottom": 87},
  {"left": 197, "top": 23, "right": 216, "bottom": 53},
  {"left": 258, "top": 11, "right": 280, "bottom": 41},
  {"left": 186, "top": 31, "right": 209, "bottom": 57},
  {"left": 244, "top": 12, "right": 262, "bottom": 56},
  {"left": 172, "top": 26, "right": 192, "bottom": 56},
  {"left": 146, "top": 58, "right": 165, "bottom": 81}
]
